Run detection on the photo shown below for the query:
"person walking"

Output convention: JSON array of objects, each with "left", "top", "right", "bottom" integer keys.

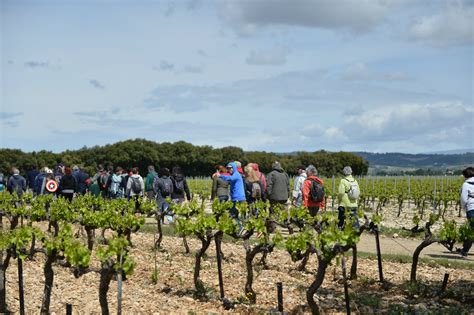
[
  {"left": 211, "top": 165, "right": 230, "bottom": 203},
  {"left": 249, "top": 163, "right": 267, "bottom": 194},
  {"left": 108, "top": 167, "right": 124, "bottom": 199},
  {"left": 170, "top": 166, "right": 191, "bottom": 204},
  {"left": 266, "top": 161, "right": 290, "bottom": 212},
  {"left": 59, "top": 167, "right": 77, "bottom": 201},
  {"left": 73, "top": 166, "right": 90, "bottom": 195},
  {"left": 126, "top": 167, "right": 144, "bottom": 209},
  {"left": 337, "top": 166, "right": 360, "bottom": 228},
  {"left": 216, "top": 162, "right": 246, "bottom": 221},
  {"left": 7, "top": 168, "right": 27, "bottom": 198},
  {"left": 145, "top": 165, "right": 158, "bottom": 201},
  {"left": 459, "top": 166, "right": 474, "bottom": 257},
  {"left": 33, "top": 167, "right": 50, "bottom": 196},
  {"left": 0, "top": 172, "right": 6, "bottom": 192},
  {"left": 244, "top": 164, "right": 265, "bottom": 216},
  {"left": 302, "top": 165, "right": 325, "bottom": 216},
  {"left": 292, "top": 166, "right": 307, "bottom": 207},
  {"left": 26, "top": 166, "right": 39, "bottom": 192},
  {"left": 153, "top": 168, "right": 174, "bottom": 223}
]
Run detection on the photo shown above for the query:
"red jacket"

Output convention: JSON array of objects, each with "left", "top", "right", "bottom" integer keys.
[{"left": 302, "top": 176, "right": 325, "bottom": 208}]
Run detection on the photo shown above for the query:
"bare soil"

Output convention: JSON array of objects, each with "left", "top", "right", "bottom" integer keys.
[{"left": 5, "top": 230, "right": 474, "bottom": 314}]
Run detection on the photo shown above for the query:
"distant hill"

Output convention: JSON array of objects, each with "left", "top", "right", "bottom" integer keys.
[
  {"left": 423, "top": 148, "right": 474, "bottom": 154},
  {"left": 353, "top": 152, "right": 474, "bottom": 168}
]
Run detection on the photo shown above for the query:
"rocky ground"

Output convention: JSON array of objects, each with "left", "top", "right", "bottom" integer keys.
[{"left": 5, "top": 229, "right": 474, "bottom": 314}]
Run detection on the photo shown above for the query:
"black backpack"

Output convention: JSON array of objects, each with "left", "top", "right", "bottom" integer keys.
[
  {"left": 173, "top": 178, "right": 185, "bottom": 194},
  {"left": 161, "top": 178, "right": 173, "bottom": 197},
  {"left": 309, "top": 179, "right": 325, "bottom": 202},
  {"left": 131, "top": 177, "right": 142, "bottom": 194}
]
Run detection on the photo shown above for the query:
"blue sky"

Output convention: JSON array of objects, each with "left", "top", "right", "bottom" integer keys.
[{"left": 1, "top": 0, "right": 473, "bottom": 153}]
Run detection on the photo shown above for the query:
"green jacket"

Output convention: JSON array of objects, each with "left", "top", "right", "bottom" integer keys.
[
  {"left": 145, "top": 171, "right": 157, "bottom": 191},
  {"left": 338, "top": 175, "right": 358, "bottom": 208}
]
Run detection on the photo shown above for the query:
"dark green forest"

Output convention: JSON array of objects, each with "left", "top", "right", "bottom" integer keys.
[{"left": 0, "top": 139, "right": 368, "bottom": 177}]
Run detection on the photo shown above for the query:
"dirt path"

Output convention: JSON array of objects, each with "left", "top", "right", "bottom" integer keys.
[{"left": 356, "top": 233, "right": 474, "bottom": 263}]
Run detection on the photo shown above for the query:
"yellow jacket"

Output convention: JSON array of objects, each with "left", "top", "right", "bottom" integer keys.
[{"left": 337, "top": 175, "right": 358, "bottom": 208}]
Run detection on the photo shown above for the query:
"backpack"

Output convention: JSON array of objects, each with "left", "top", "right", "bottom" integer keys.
[
  {"left": 0, "top": 174, "right": 4, "bottom": 192},
  {"left": 309, "top": 179, "right": 325, "bottom": 203},
  {"left": 99, "top": 172, "right": 110, "bottom": 190},
  {"left": 467, "top": 182, "right": 474, "bottom": 199},
  {"left": 173, "top": 178, "right": 185, "bottom": 194},
  {"left": 61, "top": 175, "right": 76, "bottom": 190},
  {"left": 161, "top": 178, "right": 173, "bottom": 197},
  {"left": 130, "top": 177, "right": 142, "bottom": 194},
  {"left": 345, "top": 179, "right": 360, "bottom": 200},
  {"left": 251, "top": 182, "right": 262, "bottom": 199},
  {"left": 109, "top": 174, "right": 122, "bottom": 194},
  {"left": 11, "top": 176, "right": 23, "bottom": 196}
]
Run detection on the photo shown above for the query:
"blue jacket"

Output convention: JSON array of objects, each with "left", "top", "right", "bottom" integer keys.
[
  {"left": 73, "top": 170, "right": 90, "bottom": 194},
  {"left": 220, "top": 162, "right": 246, "bottom": 202}
]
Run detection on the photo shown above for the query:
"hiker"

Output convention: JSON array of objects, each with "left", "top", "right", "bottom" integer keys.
[
  {"left": 154, "top": 167, "right": 174, "bottom": 223},
  {"left": 26, "top": 166, "right": 39, "bottom": 192},
  {"left": 302, "top": 165, "right": 325, "bottom": 216},
  {"left": 215, "top": 162, "right": 246, "bottom": 220},
  {"left": 7, "top": 168, "right": 27, "bottom": 198},
  {"left": 266, "top": 161, "right": 290, "bottom": 213},
  {"left": 337, "top": 166, "right": 360, "bottom": 228},
  {"left": 126, "top": 167, "right": 144, "bottom": 201},
  {"left": 211, "top": 165, "right": 230, "bottom": 203},
  {"left": 249, "top": 163, "right": 267, "bottom": 194},
  {"left": 170, "top": 166, "right": 191, "bottom": 204},
  {"left": 54, "top": 163, "right": 65, "bottom": 184},
  {"left": 59, "top": 167, "right": 77, "bottom": 201},
  {"left": 0, "top": 172, "right": 6, "bottom": 193},
  {"left": 145, "top": 165, "right": 158, "bottom": 200},
  {"left": 72, "top": 166, "right": 90, "bottom": 195},
  {"left": 244, "top": 164, "right": 265, "bottom": 216},
  {"left": 459, "top": 166, "right": 474, "bottom": 257},
  {"left": 292, "top": 165, "right": 307, "bottom": 207},
  {"left": 234, "top": 161, "right": 245, "bottom": 178},
  {"left": 33, "top": 167, "right": 49, "bottom": 196},
  {"left": 108, "top": 167, "right": 124, "bottom": 199},
  {"left": 92, "top": 165, "right": 110, "bottom": 199}
]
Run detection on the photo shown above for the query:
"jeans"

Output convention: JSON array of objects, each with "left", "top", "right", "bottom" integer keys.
[
  {"left": 163, "top": 202, "right": 174, "bottom": 224},
  {"left": 230, "top": 201, "right": 243, "bottom": 230},
  {"left": 461, "top": 210, "right": 474, "bottom": 254},
  {"left": 338, "top": 206, "right": 359, "bottom": 229}
]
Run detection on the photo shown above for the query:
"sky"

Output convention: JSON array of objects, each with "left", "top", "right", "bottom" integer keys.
[{"left": 1, "top": 0, "right": 473, "bottom": 154}]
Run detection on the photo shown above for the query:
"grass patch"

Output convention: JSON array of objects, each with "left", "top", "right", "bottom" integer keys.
[
  {"left": 377, "top": 226, "right": 423, "bottom": 239},
  {"left": 350, "top": 292, "right": 382, "bottom": 308}
]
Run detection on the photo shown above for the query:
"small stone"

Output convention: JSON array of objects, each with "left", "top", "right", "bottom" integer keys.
[{"left": 393, "top": 233, "right": 399, "bottom": 238}]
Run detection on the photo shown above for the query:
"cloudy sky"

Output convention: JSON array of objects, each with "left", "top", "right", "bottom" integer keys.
[{"left": 1, "top": 0, "right": 473, "bottom": 153}]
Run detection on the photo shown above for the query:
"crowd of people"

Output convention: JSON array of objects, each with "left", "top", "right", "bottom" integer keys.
[{"left": 0, "top": 162, "right": 472, "bottom": 257}]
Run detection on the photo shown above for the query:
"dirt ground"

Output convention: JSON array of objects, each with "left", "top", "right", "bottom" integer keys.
[{"left": 4, "top": 230, "right": 474, "bottom": 314}]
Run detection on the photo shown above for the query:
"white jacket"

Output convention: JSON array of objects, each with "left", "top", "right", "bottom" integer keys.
[
  {"left": 461, "top": 177, "right": 474, "bottom": 212},
  {"left": 292, "top": 172, "right": 307, "bottom": 199}
]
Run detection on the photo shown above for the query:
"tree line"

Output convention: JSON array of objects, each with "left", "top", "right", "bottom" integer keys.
[{"left": 0, "top": 139, "right": 368, "bottom": 177}]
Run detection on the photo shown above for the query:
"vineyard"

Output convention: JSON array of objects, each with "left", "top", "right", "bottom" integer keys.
[{"left": 1, "top": 176, "right": 473, "bottom": 314}]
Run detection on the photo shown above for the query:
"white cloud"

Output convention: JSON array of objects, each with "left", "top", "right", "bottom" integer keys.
[
  {"left": 342, "top": 62, "right": 370, "bottom": 81},
  {"left": 246, "top": 46, "right": 289, "bottom": 66},
  {"left": 409, "top": 3, "right": 474, "bottom": 46},
  {"left": 219, "top": 0, "right": 396, "bottom": 35},
  {"left": 183, "top": 65, "right": 203, "bottom": 73},
  {"left": 344, "top": 102, "right": 473, "bottom": 143}
]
